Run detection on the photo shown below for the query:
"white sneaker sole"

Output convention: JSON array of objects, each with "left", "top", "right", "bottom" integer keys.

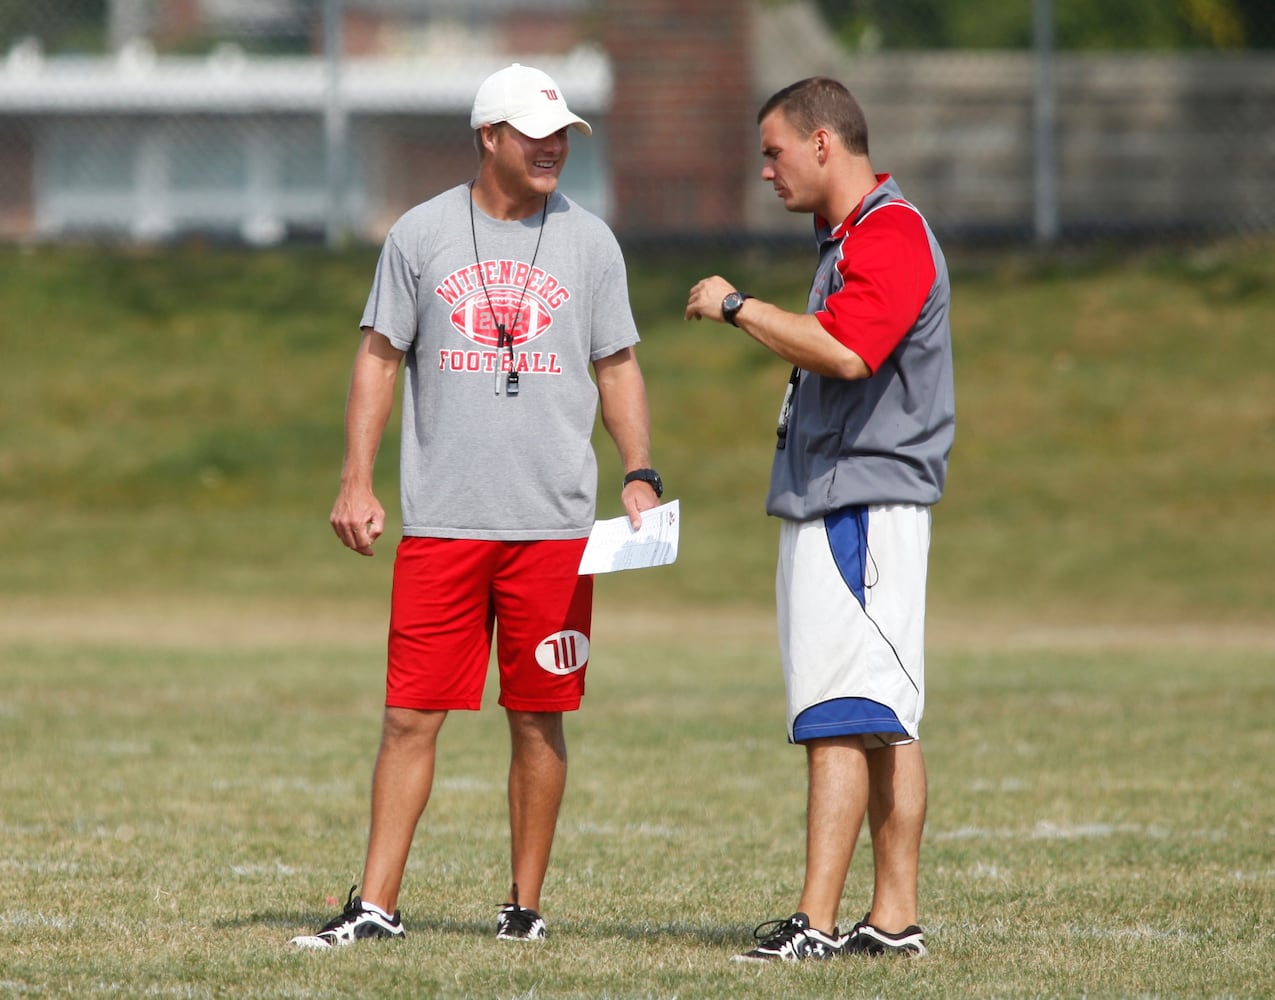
[{"left": 289, "top": 934, "right": 337, "bottom": 950}]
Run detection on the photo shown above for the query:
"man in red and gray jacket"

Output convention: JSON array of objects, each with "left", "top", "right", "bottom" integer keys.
[{"left": 687, "top": 75, "right": 955, "bottom": 963}]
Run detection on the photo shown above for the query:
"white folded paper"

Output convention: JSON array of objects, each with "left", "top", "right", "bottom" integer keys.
[{"left": 578, "top": 499, "right": 680, "bottom": 575}]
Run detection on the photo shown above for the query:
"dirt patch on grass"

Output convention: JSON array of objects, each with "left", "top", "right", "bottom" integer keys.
[
  {"left": 1, "top": 595, "right": 1273, "bottom": 653},
  {"left": 0, "top": 595, "right": 384, "bottom": 650}
]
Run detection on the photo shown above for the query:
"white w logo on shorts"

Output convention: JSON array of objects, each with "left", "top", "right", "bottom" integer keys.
[{"left": 535, "top": 630, "right": 589, "bottom": 675}]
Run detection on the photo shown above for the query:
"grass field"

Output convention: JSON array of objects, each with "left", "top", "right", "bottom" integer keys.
[{"left": 1, "top": 238, "right": 1273, "bottom": 997}]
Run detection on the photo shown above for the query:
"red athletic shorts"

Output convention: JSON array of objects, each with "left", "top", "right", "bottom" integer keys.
[{"left": 386, "top": 536, "right": 594, "bottom": 712}]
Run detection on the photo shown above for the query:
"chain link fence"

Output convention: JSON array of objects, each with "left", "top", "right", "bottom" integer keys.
[{"left": 1, "top": 0, "right": 1272, "bottom": 247}]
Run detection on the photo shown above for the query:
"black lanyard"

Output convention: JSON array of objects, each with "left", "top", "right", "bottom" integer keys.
[
  {"left": 468, "top": 185, "right": 548, "bottom": 397},
  {"left": 776, "top": 365, "right": 800, "bottom": 449}
]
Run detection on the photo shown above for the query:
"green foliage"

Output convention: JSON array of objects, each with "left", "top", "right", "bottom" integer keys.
[
  {"left": 812, "top": 0, "right": 1273, "bottom": 50},
  {"left": 0, "top": 0, "right": 107, "bottom": 54}
]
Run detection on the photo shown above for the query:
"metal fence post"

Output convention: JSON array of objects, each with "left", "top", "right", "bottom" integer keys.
[
  {"left": 323, "top": 0, "right": 348, "bottom": 247},
  {"left": 1033, "top": 0, "right": 1059, "bottom": 244}
]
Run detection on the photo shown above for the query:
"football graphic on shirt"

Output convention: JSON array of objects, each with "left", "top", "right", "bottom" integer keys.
[
  {"left": 449, "top": 285, "right": 555, "bottom": 347},
  {"left": 435, "top": 260, "right": 572, "bottom": 348}
]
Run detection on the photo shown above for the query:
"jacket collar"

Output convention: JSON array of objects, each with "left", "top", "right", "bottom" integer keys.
[{"left": 815, "top": 173, "right": 898, "bottom": 244}]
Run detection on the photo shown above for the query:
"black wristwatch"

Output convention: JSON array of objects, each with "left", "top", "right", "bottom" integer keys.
[
  {"left": 722, "top": 291, "right": 753, "bottom": 327},
  {"left": 623, "top": 468, "right": 663, "bottom": 497}
]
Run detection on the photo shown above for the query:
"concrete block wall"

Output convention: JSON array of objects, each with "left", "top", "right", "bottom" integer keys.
[{"left": 749, "top": 49, "right": 1275, "bottom": 238}]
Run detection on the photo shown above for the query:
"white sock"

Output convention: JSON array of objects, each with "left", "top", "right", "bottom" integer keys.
[{"left": 360, "top": 900, "right": 394, "bottom": 921}]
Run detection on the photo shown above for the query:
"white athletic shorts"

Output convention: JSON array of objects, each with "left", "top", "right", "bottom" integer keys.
[{"left": 776, "top": 503, "right": 930, "bottom": 745}]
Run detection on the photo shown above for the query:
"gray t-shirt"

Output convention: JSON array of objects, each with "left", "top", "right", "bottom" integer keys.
[{"left": 360, "top": 184, "right": 640, "bottom": 540}]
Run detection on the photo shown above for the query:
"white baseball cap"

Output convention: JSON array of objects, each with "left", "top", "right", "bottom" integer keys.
[{"left": 470, "top": 63, "right": 592, "bottom": 139}]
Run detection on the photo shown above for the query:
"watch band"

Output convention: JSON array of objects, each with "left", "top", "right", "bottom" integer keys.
[{"left": 623, "top": 468, "right": 663, "bottom": 497}]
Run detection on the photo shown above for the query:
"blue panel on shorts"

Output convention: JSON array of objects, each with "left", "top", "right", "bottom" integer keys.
[
  {"left": 792, "top": 697, "right": 907, "bottom": 742},
  {"left": 824, "top": 505, "right": 869, "bottom": 607}
]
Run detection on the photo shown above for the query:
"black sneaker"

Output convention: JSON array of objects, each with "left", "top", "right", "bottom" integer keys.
[
  {"left": 496, "top": 883, "right": 547, "bottom": 941},
  {"left": 843, "top": 913, "right": 927, "bottom": 957},
  {"left": 290, "top": 886, "right": 406, "bottom": 950},
  {"left": 496, "top": 901, "right": 547, "bottom": 940},
  {"left": 731, "top": 911, "right": 847, "bottom": 962}
]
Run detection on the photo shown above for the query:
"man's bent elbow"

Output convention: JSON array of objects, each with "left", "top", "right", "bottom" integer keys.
[{"left": 831, "top": 351, "right": 872, "bottom": 381}]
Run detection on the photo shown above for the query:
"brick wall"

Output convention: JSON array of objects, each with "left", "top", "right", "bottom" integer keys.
[
  {"left": 499, "top": 12, "right": 590, "bottom": 55},
  {"left": 151, "top": 0, "right": 203, "bottom": 48},
  {"left": 0, "top": 126, "right": 34, "bottom": 240},
  {"left": 600, "top": 0, "right": 755, "bottom": 234}
]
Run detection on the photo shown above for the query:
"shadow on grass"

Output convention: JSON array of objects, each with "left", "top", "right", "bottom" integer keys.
[{"left": 220, "top": 911, "right": 746, "bottom": 947}]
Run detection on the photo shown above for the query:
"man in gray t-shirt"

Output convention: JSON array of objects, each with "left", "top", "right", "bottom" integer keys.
[{"left": 292, "top": 64, "right": 662, "bottom": 950}]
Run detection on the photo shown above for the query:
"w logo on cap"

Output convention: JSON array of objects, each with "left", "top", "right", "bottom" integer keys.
[{"left": 469, "top": 64, "right": 592, "bottom": 136}]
